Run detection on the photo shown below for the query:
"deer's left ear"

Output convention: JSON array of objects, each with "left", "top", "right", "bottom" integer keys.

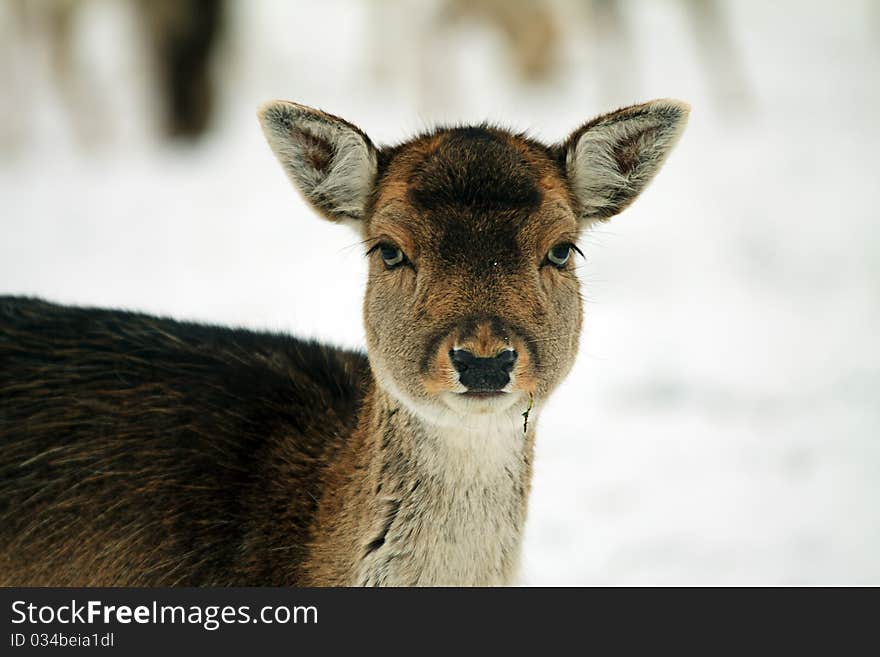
[
  {"left": 258, "top": 100, "right": 378, "bottom": 224},
  {"left": 561, "top": 99, "right": 689, "bottom": 224}
]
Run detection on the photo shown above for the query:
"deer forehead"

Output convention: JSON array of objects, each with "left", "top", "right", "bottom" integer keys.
[{"left": 369, "top": 126, "right": 578, "bottom": 262}]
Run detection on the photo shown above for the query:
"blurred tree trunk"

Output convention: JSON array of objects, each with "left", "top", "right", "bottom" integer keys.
[{"left": 139, "top": 0, "right": 225, "bottom": 140}]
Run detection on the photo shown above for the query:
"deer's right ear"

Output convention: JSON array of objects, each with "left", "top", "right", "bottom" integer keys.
[{"left": 258, "top": 101, "right": 378, "bottom": 224}]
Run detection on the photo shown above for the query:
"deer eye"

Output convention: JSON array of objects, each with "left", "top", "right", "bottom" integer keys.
[
  {"left": 546, "top": 243, "right": 573, "bottom": 268},
  {"left": 379, "top": 244, "right": 406, "bottom": 268}
]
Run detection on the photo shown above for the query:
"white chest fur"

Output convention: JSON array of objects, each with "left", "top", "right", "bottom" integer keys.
[{"left": 356, "top": 411, "right": 530, "bottom": 586}]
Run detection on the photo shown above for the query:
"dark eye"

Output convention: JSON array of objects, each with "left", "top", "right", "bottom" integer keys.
[
  {"left": 547, "top": 243, "right": 572, "bottom": 268},
  {"left": 379, "top": 244, "right": 406, "bottom": 268}
]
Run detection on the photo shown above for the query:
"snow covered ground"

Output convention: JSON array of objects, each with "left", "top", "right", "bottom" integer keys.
[{"left": 1, "top": 0, "right": 878, "bottom": 584}]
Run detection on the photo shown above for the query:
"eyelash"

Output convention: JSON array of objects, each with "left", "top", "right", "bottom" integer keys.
[
  {"left": 544, "top": 242, "right": 584, "bottom": 269},
  {"left": 366, "top": 242, "right": 410, "bottom": 270}
]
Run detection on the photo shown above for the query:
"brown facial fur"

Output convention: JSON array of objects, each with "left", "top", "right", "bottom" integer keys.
[{"left": 364, "top": 126, "right": 583, "bottom": 416}]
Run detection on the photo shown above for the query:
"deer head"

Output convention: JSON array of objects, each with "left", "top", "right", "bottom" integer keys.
[{"left": 258, "top": 100, "right": 688, "bottom": 428}]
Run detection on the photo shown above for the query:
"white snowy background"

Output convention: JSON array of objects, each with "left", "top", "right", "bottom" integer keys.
[{"left": 1, "top": 0, "right": 878, "bottom": 584}]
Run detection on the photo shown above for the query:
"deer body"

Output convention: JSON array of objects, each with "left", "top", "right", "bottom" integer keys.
[
  {"left": 0, "top": 298, "right": 528, "bottom": 585},
  {"left": 0, "top": 98, "right": 688, "bottom": 586}
]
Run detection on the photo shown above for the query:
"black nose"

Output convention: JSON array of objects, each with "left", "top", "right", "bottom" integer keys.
[{"left": 449, "top": 349, "right": 517, "bottom": 392}]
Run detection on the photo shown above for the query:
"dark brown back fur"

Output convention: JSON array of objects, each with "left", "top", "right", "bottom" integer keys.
[{"left": 0, "top": 296, "right": 368, "bottom": 585}]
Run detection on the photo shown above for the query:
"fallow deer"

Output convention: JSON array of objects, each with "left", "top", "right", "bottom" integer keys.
[{"left": 0, "top": 98, "right": 688, "bottom": 585}]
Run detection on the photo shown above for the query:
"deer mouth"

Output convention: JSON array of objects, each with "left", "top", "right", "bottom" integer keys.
[
  {"left": 460, "top": 391, "right": 508, "bottom": 399},
  {"left": 440, "top": 389, "right": 523, "bottom": 417}
]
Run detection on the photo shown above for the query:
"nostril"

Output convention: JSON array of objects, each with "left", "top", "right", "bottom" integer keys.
[
  {"left": 495, "top": 349, "right": 517, "bottom": 373},
  {"left": 449, "top": 349, "right": 474, "bottom": 373}
]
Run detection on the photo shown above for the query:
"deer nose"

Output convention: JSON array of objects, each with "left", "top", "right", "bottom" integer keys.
[{"left": 449, "top": 349, "right": 517, "bottom": 391}]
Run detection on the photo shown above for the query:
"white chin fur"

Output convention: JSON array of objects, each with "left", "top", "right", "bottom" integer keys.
[{"left": 440, "top": 391, "right": 523, "bottom": 416}]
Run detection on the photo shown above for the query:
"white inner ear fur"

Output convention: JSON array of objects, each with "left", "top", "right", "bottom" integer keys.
[
  {"left": 566, "top": 100, "right": 689, "bottom": 224},
  {"left": 259, "top": 102, "right": 377, "bottom": 226}
]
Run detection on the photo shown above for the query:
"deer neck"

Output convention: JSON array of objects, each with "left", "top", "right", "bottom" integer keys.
[{"left": 314, "top": 383, "right": 536, "bottom": 586}]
